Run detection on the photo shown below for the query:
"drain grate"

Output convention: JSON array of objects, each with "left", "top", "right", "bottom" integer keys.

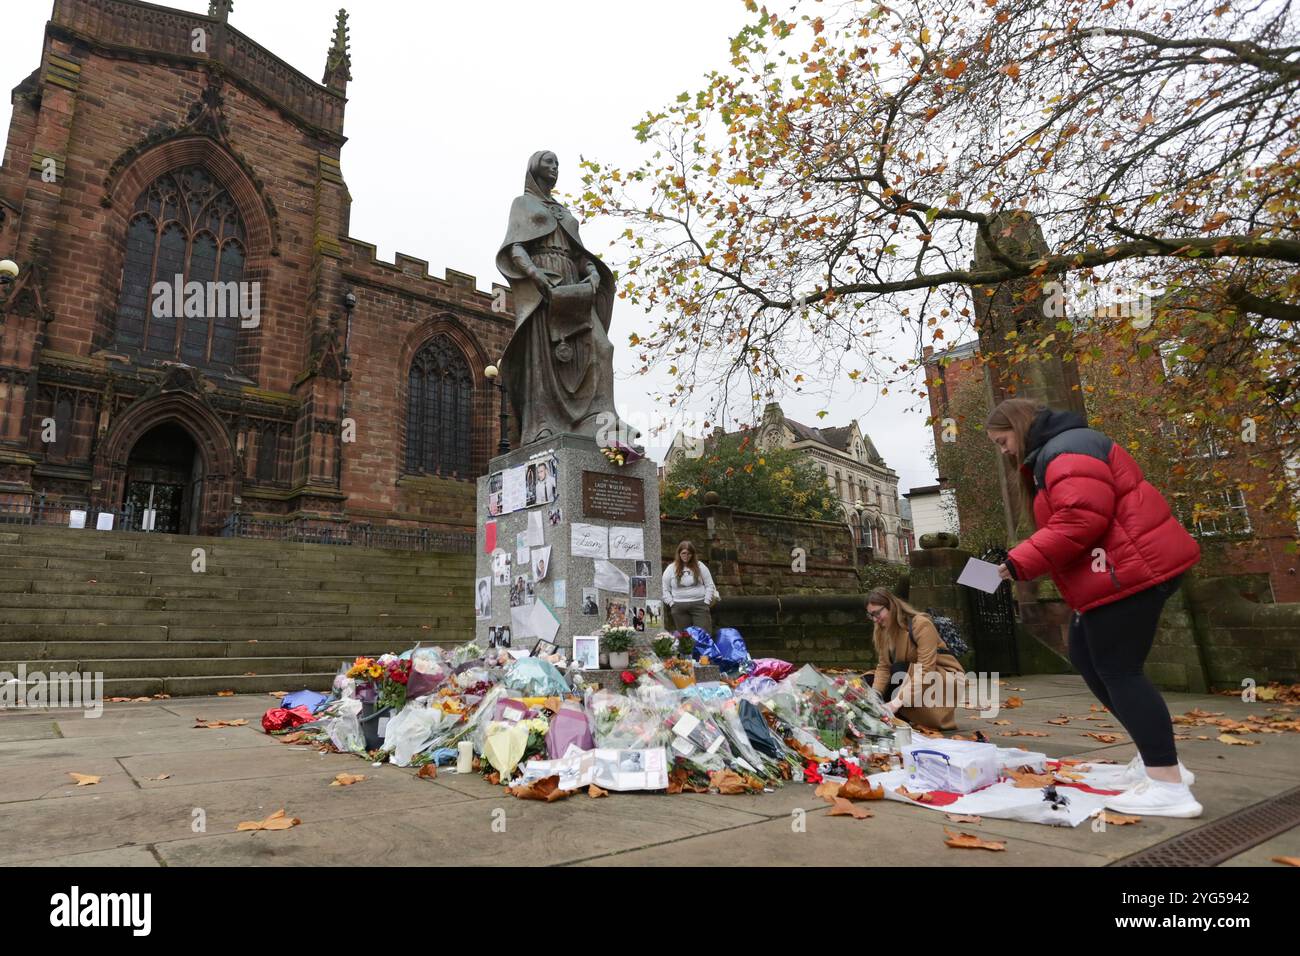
[{"left": 1112, "top": 786, "right": 1300, "bottom": 866}]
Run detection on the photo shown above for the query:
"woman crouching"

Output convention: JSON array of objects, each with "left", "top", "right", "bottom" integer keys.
[{"left": 866, "top": 588, "right": 965, "bottom": 731}]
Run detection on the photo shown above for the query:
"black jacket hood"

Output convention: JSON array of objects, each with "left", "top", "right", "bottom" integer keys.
[{"left": 1025, "top": 407, "right": 1088, "bottom": 457}]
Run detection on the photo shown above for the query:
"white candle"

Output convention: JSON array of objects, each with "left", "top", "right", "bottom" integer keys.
[{"left": 457, "top": 740, "right": 474, "bottom": 774}]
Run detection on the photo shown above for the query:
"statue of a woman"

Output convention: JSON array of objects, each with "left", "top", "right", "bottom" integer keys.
[{"left": 496, "top": 151, "right": 635, "bottom": 446}]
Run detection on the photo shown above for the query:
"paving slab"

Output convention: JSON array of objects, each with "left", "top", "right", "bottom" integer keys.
[
  {"left": 15, "top": 845, "right": 162, "bottom": 867},
  {"left": 0, "top": 725, "right": 278, "bottom": 767},
  {"left": 573, "top": 805, "right": 1112, "bottom": 867},
  {"left": 0, "top": 765, "right": 476, "bottom": 865},
  {"left": 152, "top": 790, "right": 768, "bottom": 866},
  {"left": 1218, "top": 829, "right": 1300, "bottom": 867}
]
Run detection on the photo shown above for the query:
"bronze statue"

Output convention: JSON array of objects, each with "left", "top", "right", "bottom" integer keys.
[{"left": 496, "top": 151, "right": 636, "bottom": 447}]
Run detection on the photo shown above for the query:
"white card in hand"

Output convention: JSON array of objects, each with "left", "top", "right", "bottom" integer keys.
[{"left": 957, "top": 557, "right": 1004, "bottom": 594}]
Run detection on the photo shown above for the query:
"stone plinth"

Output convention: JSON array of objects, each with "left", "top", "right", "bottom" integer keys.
[{"left": 474, "top": 435, "right": 663, "bottom": 654}]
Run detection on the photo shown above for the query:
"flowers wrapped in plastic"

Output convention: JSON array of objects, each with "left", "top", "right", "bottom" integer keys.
[
  {"left": 666, "top": 698, "right": 733, "bottom": 773},
  {"left": 588, "top": 688, "right": 674, "bottom": 750},
  {"left": 382, "top": 701, "right": 463, "bottom": 767}
]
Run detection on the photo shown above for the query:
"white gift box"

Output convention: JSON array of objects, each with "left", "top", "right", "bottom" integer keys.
[{"left": 902, "top": 738, "right": 1000, "bottom": 793}]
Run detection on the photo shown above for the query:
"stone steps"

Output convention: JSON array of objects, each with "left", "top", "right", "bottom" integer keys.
[{"left": 0, "top": 525, "right": 473, "bottom": 695}]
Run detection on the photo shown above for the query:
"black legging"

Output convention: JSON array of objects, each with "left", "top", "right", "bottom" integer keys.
[{"left": 1068, "top": 575, "right": 1182, "bottom": 768}]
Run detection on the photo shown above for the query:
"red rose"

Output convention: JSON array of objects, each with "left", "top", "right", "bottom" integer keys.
[{"left": 620, "top": 670, "right": 637, "bottom": 685}]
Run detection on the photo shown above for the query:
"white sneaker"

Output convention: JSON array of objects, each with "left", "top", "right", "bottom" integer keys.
[
  {"left": 1122, "top": 754, "right": 1195, "bottom": 786},
  {"left": 1104, "top": 779, "right": 1203, "bottom": 818}
]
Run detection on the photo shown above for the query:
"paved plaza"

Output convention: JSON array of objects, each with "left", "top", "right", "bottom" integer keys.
[{"left": 1, "top": 675, "right": 1296, "bottom": 867}]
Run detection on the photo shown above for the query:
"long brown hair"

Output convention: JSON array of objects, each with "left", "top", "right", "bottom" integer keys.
[
  {"left": 985, "top": 398, "right": 1045, "bottom": 527},
  {"left": 672, "top": 539, "right": 702, "bottom": 582},
  {"left": 864, "top": 588, "right": 928, "bottom": 660}
]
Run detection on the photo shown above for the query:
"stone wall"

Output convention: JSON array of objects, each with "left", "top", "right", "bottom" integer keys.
[
  {"left": 714, "top": 595, "right": 876, "bottom": 671},
  {"left": 661, "top": 505, "right": 860, "bottom": 595},
  {"left": 1186, "top": 577, "right": 1300, "bottom": 689}
]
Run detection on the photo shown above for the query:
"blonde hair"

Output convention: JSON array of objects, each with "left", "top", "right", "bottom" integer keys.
[
  {"left": 864, "top": 588, "right": 929, "bottom": 660},
  {"left": 985, "top": 397, "right": 1045, "bottom": 528}
]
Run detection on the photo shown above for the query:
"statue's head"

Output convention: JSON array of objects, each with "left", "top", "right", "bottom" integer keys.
[{"left": 527, "top": 150, "right": 559, "bottom": 194}]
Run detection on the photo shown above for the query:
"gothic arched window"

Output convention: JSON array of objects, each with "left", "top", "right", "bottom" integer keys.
[
  {"left": 405, "top": 334, "right": 473, "bottom": 477},
  {"left": 114, "top": 166, "right": 246, "bottom": 368}
]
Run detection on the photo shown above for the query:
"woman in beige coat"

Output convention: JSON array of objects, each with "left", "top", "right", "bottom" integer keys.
[{"left": 866, "top": 588, "right": 965, "bottom": 731}]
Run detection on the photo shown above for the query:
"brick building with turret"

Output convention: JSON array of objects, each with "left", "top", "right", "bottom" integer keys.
[{"left": 0, "top": 0, "right": 512, "bottom": 539}]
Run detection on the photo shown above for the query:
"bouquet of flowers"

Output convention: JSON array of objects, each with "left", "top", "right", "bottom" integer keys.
[
  {"left": 600, "top": 623, "right": 636, "bottom": 651},
  {"left": 377, "top": 656, "right": 413, "bottom": 711},
  {"left": 809, "top": 689, "right": 848, "bottom": 751},
  {"left": 346, "top": 656, "right": 384, "bottom": 702}
]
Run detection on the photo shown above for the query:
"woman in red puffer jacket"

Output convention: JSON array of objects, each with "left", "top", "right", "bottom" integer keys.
[{"left": 985, "top": 399, "right": 1202, "bottom": 819}]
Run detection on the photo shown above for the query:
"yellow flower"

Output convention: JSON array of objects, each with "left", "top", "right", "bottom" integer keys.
[{"left": 368, "top": 664, "right": 383, "bottom": 679}]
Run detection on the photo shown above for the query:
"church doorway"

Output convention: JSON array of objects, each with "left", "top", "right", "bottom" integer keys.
[{"left": 122, "top": 422, "right": 202, "bottom": 535}]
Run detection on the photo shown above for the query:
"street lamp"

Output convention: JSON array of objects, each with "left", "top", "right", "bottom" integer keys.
[
  {"left": 0, "top": 259, "right": 18, "bottom": 285},
  {"left": 484, "top": 363, "right": 510, "bottom": 455}
]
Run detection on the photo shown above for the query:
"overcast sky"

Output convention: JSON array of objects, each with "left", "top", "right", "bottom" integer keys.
[{"left": 1, "top": 0, "right": 942, "bottom": 495}]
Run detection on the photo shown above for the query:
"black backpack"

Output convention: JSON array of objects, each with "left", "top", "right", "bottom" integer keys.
[{"left": 907, "top": 610, "right": 970, "bottom": 659}]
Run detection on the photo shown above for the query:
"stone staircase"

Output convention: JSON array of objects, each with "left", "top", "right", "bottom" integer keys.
[{"left": 0, "top": 525, "right": 475, "bottom": 697}]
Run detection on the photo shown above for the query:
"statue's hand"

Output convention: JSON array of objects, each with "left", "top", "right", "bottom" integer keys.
[{"left": 530, "top": 270, "right": 553, "bottom": 303}]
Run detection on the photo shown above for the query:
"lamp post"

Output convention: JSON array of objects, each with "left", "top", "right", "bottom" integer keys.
[
  {"left": 484, "top": 364, "right": 510, "bottom": 455},
  {"left": 0, "top": 259, "right": 18, "bottom": 286}
]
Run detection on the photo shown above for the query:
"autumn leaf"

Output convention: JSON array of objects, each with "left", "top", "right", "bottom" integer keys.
[
  {"left": 1000, "top": 62, "right": 1021, "bottom": 80},
  {"left": 269, "top": 691, "right": 288, "bottom": 699},
  {"left": 992, "top": 720, "right": 1011, "bottom": 726},
  {"left": 895, "top": 785, "right": 932, "bottom": 802},
  {"left": 588, "top": 784, "right": 609, "bottom": 799},
  {"left": 667, "top": 766, "right": 708, "bottom": 794},
  {"left": 943, "top": 61, "right": 967, "bottom": 80},
  {"left": 1005, "top": 769, "right": 1054, "bottom": 788},
  {"left": 510, "top": 775, "right": 574, "bottom": 801},
  {"left": 1005, "top": 697, "right": 1023, "bottom": 709},
  {"left": 1099, "top": 811, "right": 1141, "bottom": 825},
  {"left": 416, "top": 764, "right": 437, "bottom": 780},
  {"left": 839, "top": 777, "right": 885, "bottom": 801},
  {"left": 815, "top": 781, "right": 842, "bottom": 802},
  {"left": 68, "top": 773, "right": 100, "bottom": 787},
  {"left": 1048, "top": 718, "right": 1071, "bottom": 725},
  {"left": 1218, "top": 734, "right": 1258, "bottom": 746},
  {"left": 237, "top": 809, "right": 301, "bottom": 832},
  {"left": 1000, "top": 730, "right": 1050, "bottom": 737},
  {"left": 1272, "top": 857, "right": 1300, "bottom": 867},
  {"left": 146, "top": 773, "right": 171, "bottom": 782},
  {"left": 944, "top": 828, "right": 1005, "bottom": 851},
  {"left": 710, "top": 770, "right": 751, "bottom": 795},
  {"left": 194, "top": 719, "right": 248, "bottom": 729},
  {"left": 829, "top": 797, "right": 873, "bottom": 819},
  {"left": 945, "top": 813, "right": 982, "bottom": 824},
  {"left": 1083, "top": 732, "right": 1121, "bottom": 744},
  {"left": 216, "top": 690, "right": 235, "bottom": 697},
  {"left": 330, "top": 772, "right": 366, "bottom": 787}
]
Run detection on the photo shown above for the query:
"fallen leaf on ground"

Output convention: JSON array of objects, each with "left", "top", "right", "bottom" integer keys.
[
  {"left": 146, "top": 773, "right": 171, "bottom": 781},
  {"left": 1048, "top": 718, "right": 1071, "bottom": 725},
  {"left": 216, "top": 690, "right": 235, "bottom": 697},
  {"left": 913, "top": 725, "right": 944, "bottom": 738},
  {"left": 1090, "top": 704, "right": 1107, "bottom": 712},
  {"left": 667, "top": 767, "right": 708, "bottom": 794},
  {"left": 945, "top": 813, "right": 982, "bottom": 824},
  {"left": 1054, "top": 771, "right": 1086, "bottom": 782},
  {"left": 1218, "top": 734, "right": 1258, "bottom": 746},
  {"left": 1272, "top": 857, "right": 1300, "bottom": 867},
  {"left": 194, "top": 719, "right": 248, "bottom": 728},
  {"left": 944, "top": 828, "right": 1005, "bottom": 851},
  {"left": 1000, "top": 730, "right": 1050, "bottom": 737},
  {"left": 1005, "top": 769, "right": 1055, "bottom": 788},
  {"left": 484, "top": 772, "right": 500, "bottom": 785},
  {"left": 1099, "top": 811, "right": 1141, "bottom": 825},
  {"left": 710, "top": 770, "right": 751, "bottom": 795},
  {"left": 107, "top": 697, "right": 131, "bottom": 703},
  {"left": 895, "top": 785, "right": 932, "bottom": 802},
  {"left": 839, "top": 777, "right": 884, "bottom": 801},
  {"left": 1083, "top": 732, "right": 1121, "bottom": 743},
  {"left": 330, "top": 772, "right": 366, "bottom": 787},
  {"left": 992, "top": 720, "right": 1011, "bottom": 726},
  {"left": 814, "top": 781, "right": 842, "bottom": 802},
  {"left": 152, "top": 693, "right": 171, "bottom": 699},
  {"left": 237, "top": 809, "right": 300, "bottom": 831},
  {"left": 269, "top": 692, "right": 287, "bottom": 699},
  {"left": 509, "top": 775, "right": 573, "bottom": 801},
  {"left": 416, "top": 764, "right": 437, "bottom": 780},
  {"left": 131, "top": 697, "right": 151, "bottom": 702},
  {"left": 829, "top": 797, "right": 873, "bottom": 819},
  {"left": 68, "top": 773, "right": 100, "bottom": 787},
  {"left": 1005, "top": 697, "right": 1023, "bottom": 709},
  {"left": 588, "top": 784, "right": 608, "bottom": 798}
]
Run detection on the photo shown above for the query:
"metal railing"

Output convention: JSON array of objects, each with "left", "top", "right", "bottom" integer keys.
[
  {"left": 0, "top": 495, "right": 137, "bottom": 532},
  {"left": 220, "top": 512, "right": 474, "bottom": 554}
]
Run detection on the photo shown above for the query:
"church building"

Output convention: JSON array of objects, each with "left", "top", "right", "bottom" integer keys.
[{"left": 0, "top": 0, "right": 512, "bottom": 539}]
